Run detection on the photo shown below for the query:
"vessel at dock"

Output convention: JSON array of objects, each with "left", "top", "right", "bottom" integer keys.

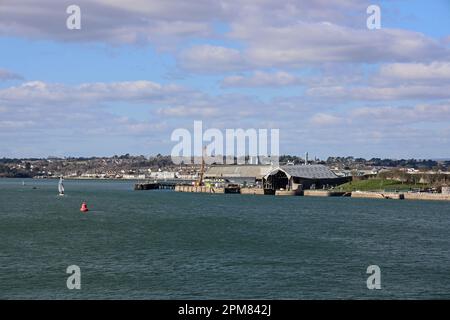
[{"left": 134, "top": 182, "right": 160, "bottom": 190}]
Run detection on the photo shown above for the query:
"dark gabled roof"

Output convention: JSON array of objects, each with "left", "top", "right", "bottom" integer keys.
[{"left": 268, "top": 165, "right": 338, "bottom": 179}]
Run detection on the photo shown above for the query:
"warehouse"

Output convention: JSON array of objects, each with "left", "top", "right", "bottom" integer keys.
[
  {"left": 205, "top": 164, "right": 349, "bottom": 191},
  {"left": 263, "top": 165, "right": 350, "bottom": 193}
]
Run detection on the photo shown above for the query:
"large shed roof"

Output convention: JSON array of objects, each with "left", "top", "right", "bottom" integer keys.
[
  {"left": 205, "top": 165, "right": 273, "bottom": 179},
  {"left": 267, "top": 165, "right": 338, "bottom": 179}
]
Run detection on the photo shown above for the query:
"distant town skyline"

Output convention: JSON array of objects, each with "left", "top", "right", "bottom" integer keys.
[{"left": 1, "top": 0, "right": 450, "bottom": 159}]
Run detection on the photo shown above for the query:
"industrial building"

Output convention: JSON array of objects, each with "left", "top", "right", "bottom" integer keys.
[
  {"left": 263, "top": 165, "right": 350, "bottom": 193},
  {"left": 205, "top": 164, "right": 349, "bottom": 192},
  {"left": 205, "top": 164, "right": 272, "bottom": 187}
]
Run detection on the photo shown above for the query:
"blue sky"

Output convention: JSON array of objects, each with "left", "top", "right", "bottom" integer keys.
[{"left": 1, "top": 0, "right": 450, "bottom": 159}]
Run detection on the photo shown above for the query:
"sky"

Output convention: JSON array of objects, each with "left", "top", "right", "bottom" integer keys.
[{"left": 0, "top": 0, "right": 450, "bottom": 159}]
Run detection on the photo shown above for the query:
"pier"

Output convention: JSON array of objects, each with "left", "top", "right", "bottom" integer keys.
[
  {"left": 174, "top": 185, "right": 224, "bottom": 193},
  {"left": 173, "top": 186, "right": 349, "bottom": 197},
  {"left": 134, "top": 180, "right": 193, "bottom": 190},
  {"left": 173, "top": 186, "right": 450, "bottom": 201},
  {"left": 134, "top": 182, "right": 160, "bottom": 190},
  {"left": 351, "top": 191, "right": 404, "bottom": 200},
  {"left": 303, "top": 190, "right": 349, "bottom": 197},
  {"left": 136, "top": 181, "right": 450, "bottom": 201}
]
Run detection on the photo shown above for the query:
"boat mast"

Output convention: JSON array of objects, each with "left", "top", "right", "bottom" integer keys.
[{"left": 196, "top": 146, "right": 206, "bottom": 186}]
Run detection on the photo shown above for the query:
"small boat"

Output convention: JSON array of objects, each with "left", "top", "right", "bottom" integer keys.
[
  {"left": 58, "top": 177, "right": 65, "bottom": 196},
  {"left": 224, "top": 183, "right": 241, "bottom": 194}
]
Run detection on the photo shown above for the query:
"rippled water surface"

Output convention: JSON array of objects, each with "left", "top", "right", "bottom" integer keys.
[{"left": 1, "top": 178, "right": 449, "bottom": 299}]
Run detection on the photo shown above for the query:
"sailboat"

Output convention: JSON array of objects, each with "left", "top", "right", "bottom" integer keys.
[{"left": 58, "top": 177, "right": 65, "bottom": 196}]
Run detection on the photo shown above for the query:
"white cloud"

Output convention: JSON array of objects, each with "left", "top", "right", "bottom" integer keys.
[
  {"left": 2, "top": 0, "right": 449, "bottom": 69},
  {"left": 222, "top": 71, "right": 301, "bottom": 87},
  {"left": 351, "top": 103, "right": 450, "bottom": 124},
  {"left": 1, "top": 78, "right": 450, "bottom": 158},
  {"left": 307, "top": 84, "right": 450, "bottom": 101},
  {"left": 0, "top": 0, "right": 371, "bottom": 46},
  {"left": 157, "top": 105, "right": 220, "bottom": 117},
  {"left": 0, "top": 80, "right": 187, "bottom": 105},
  {"left": 310, "top": 113, "right": 343, "bottom": 125},
  {"left": 2, "top": 1, "right": 450, "bottom": 157},
  {"left": 95, "top": 0, "right": 223, "bottom": 20},
  {"left": 300, "top": 102, "right": 450, "bottom": 158},
  {"left": 179, "top": 45, "right": 245, "bottom": 73},
  {"left": 232, "top": 21, "right": 449, "bottom": 66},
  {"left": 0, "top": 0, "right": 213, "bottom": 46},
  {"left": 179, "top": 21, "right": 450, "bottom": 72},
  {"left": 377, "top": 62, "right": 450, "bottom": 84}
]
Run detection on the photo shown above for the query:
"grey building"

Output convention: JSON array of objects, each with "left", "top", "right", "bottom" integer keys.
[
  {"left": 205, "top": 164, "right": 350, "bottom": 191},
  {"left": 205, "top": 164, "right": 273, "bottom": 186},
  {"left": 263, "top": 165, "right": 350, "bottom": 192}
]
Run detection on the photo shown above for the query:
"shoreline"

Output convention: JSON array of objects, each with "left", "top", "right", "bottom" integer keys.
[
  {"left": 173, "top": 185, "right": 450, "bottom": 201},
  {"left": 1, "top": 176, "right": 156, "bottom": 181},
  {"left": 4, "top": 177, "right": 449, "bottom": 201}
]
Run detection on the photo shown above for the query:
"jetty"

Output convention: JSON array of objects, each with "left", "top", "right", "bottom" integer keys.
[
  {"left": 351, "top": 191, "right": 404, "bottom": 200},
  {"left": 303, "top": 190, "right": 349, "bottom": 197},
  {"left": 134, "top": 182, "right": 160, "bottom": 190},
  {"left": 134, "top": 164, "right": 450, "bottom": 201},
  {"left": 134, "top": 180, "right": 193, "bottom": 190},
  {"left": 175, "top": 185, "right": 223, "bottom": 193},
  {"left": 174, "top": 186, "right": 350, "bottom": 197},
  {"left": 174, "top": 184, "right": 242, "bottom": 194},
  {"left": 171, "top": 185, "right": 450, "bottom": 201}
]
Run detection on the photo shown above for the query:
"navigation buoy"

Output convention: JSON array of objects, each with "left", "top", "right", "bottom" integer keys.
[{"left": 80, "top": 202, "right": 89, "bottom": 212}]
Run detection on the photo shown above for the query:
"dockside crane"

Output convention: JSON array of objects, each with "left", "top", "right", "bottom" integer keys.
[{"left": 195, "top": 146, "right": 206, "bottom": 186}]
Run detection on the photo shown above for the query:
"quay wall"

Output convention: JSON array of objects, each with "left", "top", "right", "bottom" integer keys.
[
  {"left": 351, "top": 191, "right": 450, "bottom": 201},
  {"left": 275, "top": 190, "right": 299, "bottom": 196},
  {"left": 404, "top": 193, "right": 450, "bottom": 201},
  {"left": 172, "top": 186, "right": 450, "bottom": 201},
  {"left": 174, "top": 185, "right": 224, "bottom": 193},
  {"left": 240, "top": 188, "right": 265, "bottom": 195},
  {"left": 303, "top": 190, "right": 347, "bottom": 197},
  {"left": 351, "top": 191, "right": 404, "bottom": 200}
]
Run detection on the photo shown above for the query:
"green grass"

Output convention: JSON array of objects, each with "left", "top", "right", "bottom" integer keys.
[{"left": 336, "top": 179, "right": 429, "bottom": 192}]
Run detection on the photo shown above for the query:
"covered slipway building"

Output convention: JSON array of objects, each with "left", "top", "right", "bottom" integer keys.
[{"left": 205, "top": 164, "right": 350, "bottom": 192}]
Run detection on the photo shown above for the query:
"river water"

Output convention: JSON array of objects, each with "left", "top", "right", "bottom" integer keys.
[{"left": 0, "top": 178, "right": 449, "bottom": 299}]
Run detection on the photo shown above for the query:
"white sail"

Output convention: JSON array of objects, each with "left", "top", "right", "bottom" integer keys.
[{"left": 58, "top": 177, "right": 65, "bottom": 194}]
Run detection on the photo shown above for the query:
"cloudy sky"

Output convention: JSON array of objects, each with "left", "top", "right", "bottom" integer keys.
[{"left": 1, "top": 0, "right": 450, "bottom": 159}]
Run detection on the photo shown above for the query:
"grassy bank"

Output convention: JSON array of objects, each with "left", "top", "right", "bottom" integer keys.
[{"left": 336, "top": 178, "right": 429, "bottom": 192}]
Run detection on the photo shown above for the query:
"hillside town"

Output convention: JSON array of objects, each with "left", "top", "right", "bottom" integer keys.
[{"left": 1, "top": 154, "right": 449, "bottom": 186}]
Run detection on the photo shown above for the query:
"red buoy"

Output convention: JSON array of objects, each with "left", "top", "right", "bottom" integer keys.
[{"left": 80, "top": 202, "right": 89, "bottom": 212}]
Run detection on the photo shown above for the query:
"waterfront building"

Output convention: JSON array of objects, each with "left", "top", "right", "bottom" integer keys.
[
  {"left": 263, "top": 165, "right": 350, "bottom": 193},
  {"left": 205, "top": 164, "right": 273, "bottom": 187},
  {"left": 205, "top": 164, "right": 350, "bottom": 191}
]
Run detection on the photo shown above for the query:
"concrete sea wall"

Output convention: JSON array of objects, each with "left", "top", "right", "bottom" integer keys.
[
  {"left": 174, "top": 185, "right": 224, "bottom": 193},
  {"left": 403, "top": 193, "right": 450, "bottom": 201},
  {"left": 173, "top": 185, "right": 450, "bottom": 201},
  {"left": 303, "top": 190, "right": 348, "bottom": 197},
  {"left": 351, "top": 191, "right": 404, "bottom": 200},
  {"left": 240, "top": 188, "right": 265, "bottom": 195}
]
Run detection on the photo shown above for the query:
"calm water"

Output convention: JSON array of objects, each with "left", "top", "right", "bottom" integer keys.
[{"left": 0, "top": 178, "right": 449, "bottom": 299}]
